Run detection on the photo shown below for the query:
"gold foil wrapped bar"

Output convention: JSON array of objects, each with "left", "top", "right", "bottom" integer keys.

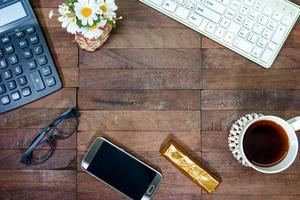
[{"left": 160, "top": 139, "right": 220, "bottom": 193}]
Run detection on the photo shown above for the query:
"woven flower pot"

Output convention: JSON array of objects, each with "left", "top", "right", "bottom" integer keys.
[{"left": 74, "top": 24, "right": 113, "bottom": 52}]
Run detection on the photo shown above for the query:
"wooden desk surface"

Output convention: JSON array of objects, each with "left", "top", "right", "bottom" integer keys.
[{"left": 1, "top": 0, "right": 300, "bottom": 199}]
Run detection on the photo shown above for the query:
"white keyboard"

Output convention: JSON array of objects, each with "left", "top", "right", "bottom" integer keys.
[{"left": 139, "top": 0, "right": 300, "bottom": 68}]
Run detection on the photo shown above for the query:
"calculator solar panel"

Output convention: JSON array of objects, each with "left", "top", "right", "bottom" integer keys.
[{"left": 0, "top": 0, "right": 62, "bottom": 114}]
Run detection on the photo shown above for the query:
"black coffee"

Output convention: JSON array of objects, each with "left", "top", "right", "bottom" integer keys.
[{"left": 243, "top": 120, "right": 289, "bottom": 167}]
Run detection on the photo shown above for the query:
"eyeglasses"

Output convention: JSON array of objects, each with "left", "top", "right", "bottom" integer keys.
[{"left": 21, "top": 108, "right": 80, "bottom": 165}]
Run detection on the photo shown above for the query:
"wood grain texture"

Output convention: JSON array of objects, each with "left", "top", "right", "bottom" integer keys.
[
  {"left": 0, "top": 191, "right": 76, "bottom": 200},
  {"left": 78, "top": 89, "right": 200, "bottom": 110}
]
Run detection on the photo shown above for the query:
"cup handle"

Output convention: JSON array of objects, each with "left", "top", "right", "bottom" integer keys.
[{"left": 287, "top": 117, "right": 300, "bottom": 132}]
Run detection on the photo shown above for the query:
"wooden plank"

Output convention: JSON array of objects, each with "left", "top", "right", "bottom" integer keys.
[
  {"left": 79, "top": 111, "right": 200, "bottom": 131},
  {"left": 202, "top": 195, "right": 300, "bottom": 200},
  {"left": 80, "top": 69, "right": 201, "bottom": 89},
  {"left": 78, "top": 90, "right": 200, "bottom": 110},
  {"left": 0, "top": 170, "right": 76, "bottom": 191},
  {"left": 0, "top": 129, "right": 76, "bottom": 149},
  {"left": 0, "top": 150, "right": 76, "bottom": 170},
  {"left": 202, "top": 48, "right": 300, "bottom": 69},
  {"left": 203, "top": 68, "right": 300, "bottom": 89},
  {"left": 79, "top": 49, "right": 201, "bottom": 69},
  {"left": 77, "top": 131, "right": 201, "bottom": 152},
  {"left": 59, "top": 68, "right": 79, "bottom": 88},
  {"left": 201, "top": 90, "right": 300, "bottom": 111},
  {"left": 24, "top": 88, "right": 76, "bottom": 109},
  {"left": 0, "top": 191, "right": 76, "bottom": 200},
  {"left": 213, "top": 173, "right": 300, "bottom": 195},
  {"left": 51, "top": 47, "right": 78, "bottom": 69},
  {"left": 202, "top": 111, "right": 300, "bottom": 131},
  {"left": 44, "top": 29, "right": 77, "bottom": 49}
]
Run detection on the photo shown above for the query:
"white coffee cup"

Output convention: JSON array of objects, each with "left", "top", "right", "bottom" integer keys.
[{"left": 239, "top": 116, "right": 300, "bottom": 174}]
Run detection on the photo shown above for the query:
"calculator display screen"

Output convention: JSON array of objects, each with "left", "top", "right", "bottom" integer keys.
[{"left": 0, "top": 2, "right": 27, "bottom": 27}]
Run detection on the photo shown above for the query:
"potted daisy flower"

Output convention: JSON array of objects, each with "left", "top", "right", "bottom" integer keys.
[{"left": 49, "top": 0, "right": 121, "bottom": 51}]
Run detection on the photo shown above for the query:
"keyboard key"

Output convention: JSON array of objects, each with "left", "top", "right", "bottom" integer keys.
[
  {"left": 11, "top": 91, "right": 21, "bottom": 101},
  {"left": 0, "top": 59, "right": 7, "bottom": 69},
  {"left": 262, "top": 28, "right": 273, "bottom": 40},
  {"left": 23, "top": 50, "right": 33, "bottom": 59},
  {"left": 30, "top": 71, "right": 45, "bottom": 91},
  {"left": 13, "top": 66, "right": 23, "bottom": 75},
  {"left": 263, "top": 7, "right": 273, "bottom": 17},
  {"left": 205, "top": 0, "right": 226, "bottom": 14},
  {"left": 29, "top": 35, "right": 39, "bottom": 44},
  {"left": 272, "top": 25, "right": 286, "bottom": 44},
  {"left": 251, "top": 46, "right": 263, "bottom": 58},
  {"left": 186, "top": 0, "right": 197, "bottom": 10},
  {"left": 272, "top": 11, "right": 282, "bottom": 21},
  {"left": 16, "top": 30, "right": 24, "bottom": 38},
  {"left": 238, "top": 27, "right": 250, "bottom": 38},
  {"left": 257, "top": 37, "right": 268, "bottom": 48},
  {"left": 33, "top": 45, "right": 43, "bottom": 55},
  {"left": 19, "top": 39, "right": 28, "bottom": 49},
  {"left": 230, "top": 0, "right": 240, "bottom": 10},
  {"left": 5, "top": 45, "right": 14, "bottom": 54},
  {"left": 195, "top": 4, "right": 221, "bottom": 23},
  {"left": 205, "top": 22, "right": 216, "bottom": 33},
  {"left": 8, "top": 55, "right": 18, "bottom": 65},
  {"left": 244, "top": 0, "right": 254, "bottom": 7},
  {"left": 1, "top": 36, "right": 10, "bottom": 44},
  {"left": 233, "top": 37, "right": 254, "bottom": 54},
  {"left": 260, "top": 49, "right": 274, "bottom": 63},
  {"left": 234, "top": 14, "right": 244, "bottom": 24},
  {"left": 225, "top": 9, "right": 235, "bottom": 19},
  {"left": 243, "top": 19, "right": 254, "bottom": 29},
  {"left": 224, "top": 32, "right": 235, "bottom": 43},
  {"left": 17, "top": 76, "right": 27, "bottom": 86},
  {"left": 220, "top": 17, "right": 230, "bottom": 28},
  {"left": 268, "top": 42, "right": 277, "bottom": 51},
  {"left": 0, "top": 84, "right": 6, "bottom": 94},
  {"left": 41, "top": 66, "right": 52, "bottom": 76},
  {"left": 175, "top": 6, "right": 190, "bottom": 19},
  {"left": 267, "top": 20, "right": 277, "bottom": 31},
  {"left": 249, "top": 10, "right": 259, "bottom": 20},
  {"left": 217, "top": 0, "right": 230, "bottom": 6},
  {"left": 248, "top": 32, "right": 259, "bottom": 43},
  {"left": 27, "top": 60, "right": 37, "bottom": 70},
  {"left": 45, "top": 77, "right": 56, "bottom": 87},
  {"left": 21, "top": 87, "right": 31, "bottom": 97},
  {"left": 1, "top": 95, "right": 10, "bottom": 105},
  {"left": 188, "top": 13, "right": 203, "bottom": 26},
  {"left": 162, "top": 0, "right": 177, "bottom": 12},
  {"left": 240, "top": 5, "right": 250, "bottom": 16},
  {"left": 215, "top": 27, "right": 226, "bottom": 38},
  {"left": 253, "top": 1, "right": 264, "bottom": 12},
  {"left": 37, "top": 56, "right": 48, "bottom": 66},
  {"left": 253, "top": 23, "right": 263, "bottom": 34},
  {"left": 3, "top": 70, "right": 12, "bottom": 80},
  {"left": 149, "top": 0, "right": 163, "bottom": 6},
  {"left": 7, "top": 80, "right": 16, "bottom": 90},
  {"left": 282, "top": 16, "right": 292, "bottom": 26},
  {"left": 257, "top": 15, "right": 269, "bottom": 26},
  {"left": 26, "top": 26, "right": 35, "bottom": 34}
]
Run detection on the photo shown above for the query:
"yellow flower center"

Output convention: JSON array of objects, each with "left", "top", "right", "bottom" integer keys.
[
  {"left": 101, "top": 3, "right": 107, "bottom": 13},
  {"left": 88, "top": 24, "right": 98, "bottom": 30},
  {"left": 81, "top": 7, "right": 92, "bottom": 17}
]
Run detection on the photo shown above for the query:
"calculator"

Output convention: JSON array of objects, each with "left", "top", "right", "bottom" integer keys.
[{"left": 0, "top": 0, "right": 62, "bottom": 114}]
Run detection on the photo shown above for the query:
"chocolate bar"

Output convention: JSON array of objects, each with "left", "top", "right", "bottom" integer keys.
[{"left": 160, "top": 139, "right": 220, "bottom": 193}]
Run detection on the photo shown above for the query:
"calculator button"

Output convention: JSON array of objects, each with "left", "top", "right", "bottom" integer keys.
[
  {"left": 29, "top": 35, "right": 39, "bottom": 44},
  {"left": 1, "top": 95, "right": 10, "bottom": 105},
  {"left": 45, "top": 77, "right": 55, "bottom": 87},
  {"left": 19, "top": 39, "right": 28, "bottom": 49},
  {"left": 0, "top": 84, "right": 6, "bottom": 94},
  {"left": 33, "top": 45, "right": 43, "bottom": 55},
  {"left": 41, "top": 66, "right": 52, "bottom": 76},
  {"left": 14, "top": 66, "right": 23, "bottom": 75},
  {"left": 17, "top": 76, "right": 27, "bottom": 86},
  {"left": 30, "top": 71, "right": 45, "bottom": 91},
  {"left": 27, "top": 60, "right": 37, "bottom": 70},
  {"left": 23, "top": 50, "right": 33, "bottom": 59},
  {"left": 5, "top": 45, "right": 14, "bottom": 54},
  {"left": 1, "top": 36, "right": 10, "bottom": 44},
  {"left": 11, "top": 91, "right": 21, "bottom": 101},
  {"left": 7, "top": 80, "right": 16, "bottom": 90},
  {"left": 0, "top": 49, "right": 3, "bottom": 58},
  {"left": 37, "top": 56, "right": 47, "bottom": 66},
  {"left": 16, "top": 30, "right": 25, "bottom": 38},
  {"left": 8, "top": 55, "right": 18, "bottom": 65},
  {"left": 21, "top": 87, "right": 31, "bottom": 97},
  {"left": 26, "top": 26, "right": 35, "bottom": 34},
  {"left": 3, "top": 70, "right": 12, "bottom": 80},
  {"left": 0, "top": 59, "right": 7, "bottom": 69}
]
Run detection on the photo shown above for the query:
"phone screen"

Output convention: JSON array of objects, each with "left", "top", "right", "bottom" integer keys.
[{"left": 87, "top": 141, "right": 157, "bottom": 199}]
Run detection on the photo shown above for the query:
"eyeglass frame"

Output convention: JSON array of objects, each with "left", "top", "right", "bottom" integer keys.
[{"left": 20, "top": 108, "right": 80, "bottom": 165}]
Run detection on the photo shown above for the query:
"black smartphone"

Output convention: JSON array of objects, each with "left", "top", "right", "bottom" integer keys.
[{"left": 81, "top": 137, "right": 162, "bottom": 200}]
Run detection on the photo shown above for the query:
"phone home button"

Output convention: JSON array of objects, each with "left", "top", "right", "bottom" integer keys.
[{"left": 147, "top": 185, "right": 155, "bottom": 195}]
